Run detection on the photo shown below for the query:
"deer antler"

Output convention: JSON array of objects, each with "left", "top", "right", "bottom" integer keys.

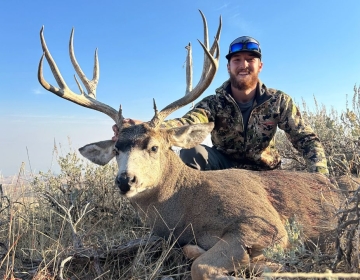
[
  {"left": 37, "top": 26, "right": 123, "bottom": 127},
  {"left": 185, "top": 43, "right": 195, "bottom": 109},
  {"left": 148, "top": 10, "right": 222, "bottom": 128}
]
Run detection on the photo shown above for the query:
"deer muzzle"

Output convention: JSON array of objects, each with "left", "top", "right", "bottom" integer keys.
[{"left": 115, "top": 172, "right": 137, "bottom": 194}]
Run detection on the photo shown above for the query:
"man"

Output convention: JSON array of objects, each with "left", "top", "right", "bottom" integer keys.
[{"left": 113, "top": 36, "right": 329, "bottom": 175}]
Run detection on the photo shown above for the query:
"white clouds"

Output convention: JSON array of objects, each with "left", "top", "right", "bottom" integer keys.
[
  {"left": 226, "top": 12, "right": 260, "bottom": 36},
  {"left": 32, "top": 88, "right": 46, "bottom": 95},
  {"left": 215, "top": 3, "right": 230, "bottom": 11}
]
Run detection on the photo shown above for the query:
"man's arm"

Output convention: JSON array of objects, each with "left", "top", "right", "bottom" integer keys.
[
  {"left": 277, "top": 93, "right": 329, "bottom": 175},
  {"left": 162, "top": 95, "right": 215, "bottom": 128},
  {"left": 162, "top": 107, "right": 211, "bottom": 128},
  {"left": 112, "top": 97, "right": 213, "bottom": 141}
]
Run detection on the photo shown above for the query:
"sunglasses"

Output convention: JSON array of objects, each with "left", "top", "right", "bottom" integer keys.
[{"left": 230, "top": 42, "right": 260, "bottom": 53}]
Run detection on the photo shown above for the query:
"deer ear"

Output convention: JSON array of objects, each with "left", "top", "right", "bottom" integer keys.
[
  {"left": 79, "top": 140, "right": 115, "bottom": 165},
  {"left": 167, "top": 122, "right": 214, "bottom": 149}
]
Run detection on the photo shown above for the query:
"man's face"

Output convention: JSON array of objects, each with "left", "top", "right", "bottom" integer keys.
[{"left": 227, "top": 52, "right": 263, "bottom": 91}]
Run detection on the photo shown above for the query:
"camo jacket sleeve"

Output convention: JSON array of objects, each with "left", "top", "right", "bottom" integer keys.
[
  {"left": 277, "top": 93, "right": 329, "bottom": 175},
  {"left": 162, "top": 96, "right": 214, "bottom": 128}
]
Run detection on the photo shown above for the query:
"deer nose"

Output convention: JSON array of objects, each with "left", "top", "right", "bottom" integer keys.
[{"left": 116, "top": 172, "right": 137, "bottom": 193}]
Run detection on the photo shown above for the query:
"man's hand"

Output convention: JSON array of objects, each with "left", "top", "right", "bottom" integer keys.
[
  {"left": 112, "top": 118, "right": 143, "bottom": 142},
  {"left": 316, "top": 170, "right": 337, "bottom": 186},
  {"left": 112, "top": 124, "right": 119, "bottom": 141}
]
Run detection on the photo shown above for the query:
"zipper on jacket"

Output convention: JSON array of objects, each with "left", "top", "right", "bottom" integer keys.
[
  {"left": 224, "top": 94, "right": 246, "bottom": 150},
  {"left": 225, "top": 93, "right": 272, "bottom": 150},
  {"left": 244, "top": 98, "right": 272, "bottom": 147}
]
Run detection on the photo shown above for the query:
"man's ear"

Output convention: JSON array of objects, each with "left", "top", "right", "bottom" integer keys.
[
  {"left": 167, "top": 122, "right": 214, "bottom": 149},
  {"left": 79, "top": 140, "right": 116, "bottom": 165},
  {"left": 258, "top": 60, "right": 263, "bottom": 73}
]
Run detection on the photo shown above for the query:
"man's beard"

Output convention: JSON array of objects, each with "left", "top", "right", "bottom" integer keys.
[{"left": 229, "top": 71, "right": 258, "bottom": 91}]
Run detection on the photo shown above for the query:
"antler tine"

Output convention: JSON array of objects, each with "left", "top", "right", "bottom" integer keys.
[
  {"left": 199, "top": 10, "right": 209, "bottom": 50},
  {"left": 38, "top": 26, "right": 120, "bottom": 124},
  {"left": 149, "top": 11, "right": 221, "bottom": 128},
  {"left": 153, "top": 99, "right": 159, "bottom": 115},
  {"left": 201, "top": 11, "right": 221, "bottom": 81},
  {"left": 185, "top": 43, "right": 193, "bottom": 96},
  {"left": 210, "top": 15, "right": 222, "bottom": 57},
  {"left": 117, "top": 104, "right": 124, "bottom": 131},
  {"left": 69, "top": 28, "right": 99, "bottom": 99}
]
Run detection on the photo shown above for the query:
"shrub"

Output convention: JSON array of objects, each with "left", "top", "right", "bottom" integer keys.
[{"left": 276, "top": 85, "right": 360, "bottom": 177}]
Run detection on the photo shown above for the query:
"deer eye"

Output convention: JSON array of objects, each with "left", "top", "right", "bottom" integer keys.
[{"left": 151, "top": 146, "right": 158, "bottom": 153}]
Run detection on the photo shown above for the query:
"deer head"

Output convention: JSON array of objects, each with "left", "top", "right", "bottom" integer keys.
[{"left": 38, "top": 10, "right": 221, "bottom": 196}]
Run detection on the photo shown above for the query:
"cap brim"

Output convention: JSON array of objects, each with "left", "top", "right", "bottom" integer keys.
[{"left": 226, "top": 50, "right": 261, "bottom": 60}]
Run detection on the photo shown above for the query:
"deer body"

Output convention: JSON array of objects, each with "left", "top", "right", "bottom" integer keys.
[
  {"left": 78, "top": 123, "right": 342, "bottom": 279},
  {"left": 128, "top": 149, "right": 339, "bottom": 252}
]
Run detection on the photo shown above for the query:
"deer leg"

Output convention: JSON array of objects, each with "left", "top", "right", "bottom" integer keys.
[
  {"left": 183, "top": 244, "right": 206, "bottom": 259},
  {"left": 190, "top": 233, "right": 251, "bottom": 280}
]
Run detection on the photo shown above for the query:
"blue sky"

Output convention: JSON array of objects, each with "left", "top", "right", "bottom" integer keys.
[{"left": 1, "top": 0, "right": 360, "bottom": 177}]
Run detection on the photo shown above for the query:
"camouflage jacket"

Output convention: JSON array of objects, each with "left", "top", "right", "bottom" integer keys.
[{"left": 165, "top": 79, "right": 329, "bottom": 174}]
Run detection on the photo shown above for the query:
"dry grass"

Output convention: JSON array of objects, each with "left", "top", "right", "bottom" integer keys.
[
  {"left": 1, "top": 87, "right": 360, "bottom": 279},
  {"left": 0, "top": 150, "right": 194, "bottom": 279}
]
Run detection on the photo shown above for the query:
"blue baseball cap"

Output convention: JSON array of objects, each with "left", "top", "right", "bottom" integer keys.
[{"left": 226, "top": 36, "right": 261, "bottom": 60}]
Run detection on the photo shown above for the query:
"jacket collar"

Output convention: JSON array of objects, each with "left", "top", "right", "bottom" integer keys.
[{"left": 216, "top": 79, "right": 272, "bottom": 106}]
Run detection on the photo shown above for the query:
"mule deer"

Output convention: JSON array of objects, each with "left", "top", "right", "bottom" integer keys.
[{"left": 38, "top": 11, "right": 352, "bottom": 280}]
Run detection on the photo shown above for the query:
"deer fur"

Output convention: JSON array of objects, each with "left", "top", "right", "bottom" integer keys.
[{"left": 79, "top": 121, "right": 348, "bottom": 280}]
